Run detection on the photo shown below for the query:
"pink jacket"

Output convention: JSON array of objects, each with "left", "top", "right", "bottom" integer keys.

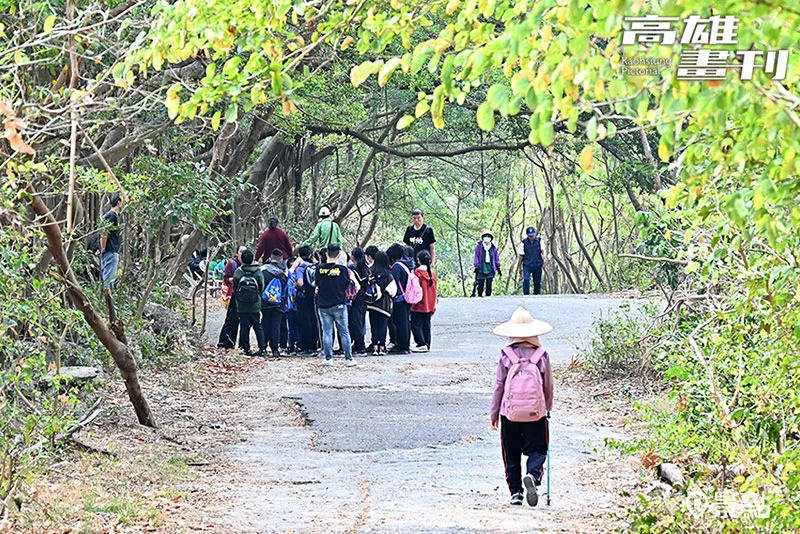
[{"left": 490, "top": 343, "right": 553, "bottom": 422}]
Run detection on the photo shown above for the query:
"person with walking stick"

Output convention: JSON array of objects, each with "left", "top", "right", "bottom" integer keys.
[{"left": 489, "top": 305, "right": 553, "bottom": 507}]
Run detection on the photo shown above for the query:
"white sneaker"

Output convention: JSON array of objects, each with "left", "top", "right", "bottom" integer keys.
[
  {"left": 345, "top": 359, "right": 356, "bottom": 367},
  {"left": 410, "top": 345, "right": 429, "bottom": 353},
  {"left": 322, "top": 359, "right": 333, "bottom": 367}
]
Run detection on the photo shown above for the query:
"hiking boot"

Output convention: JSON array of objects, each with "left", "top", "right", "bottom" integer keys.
[
  {"left": 242, "top": 349, "right": 255, "bottom": 357},
  {"left": 345, "top": 359, "right": 356, "bottom": 367},
  {"left": 271, "top": 349, "right": 281, "bottom": 358},
  {"left": 410, "top": 345, "right": 429, "bottom": 353},
  {"left": 256, "top": 349, "right": 268, "bottom": 358},
  {"left": 523, "top": 474, "right": 538, "bottom": 507},
  {"left": 388, "top": 347, "right": 410, "bottom": 355},
  {"left": 510, "top": 492, "right": 523, "bottom": 506}
]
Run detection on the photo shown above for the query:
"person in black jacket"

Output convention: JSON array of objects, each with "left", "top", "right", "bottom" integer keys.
[
  {"left": 348, "top": 247, "right": 370, "bottom": 353},
  {"left": 260, "top": 249, "right": 289, "bottom": 357},
  {"left": 387, "top": 243, "right": 413, "bottom": 354},
  {"left": 366, "top": 251, "right": 394, "bottom": 355},
  {"left": 233, "top": 249, "right": 266, "bottom": 356}
]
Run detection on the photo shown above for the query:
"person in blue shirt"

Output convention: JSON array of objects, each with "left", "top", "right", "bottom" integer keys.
[{"left": 519, "top": 226, "right": 545, "bottom": 295}]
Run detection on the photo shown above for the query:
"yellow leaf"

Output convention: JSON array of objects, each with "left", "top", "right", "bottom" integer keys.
[
  {"left": 396, "top": 115, "right": 414, "bottom": 129},
  {"left": 378, "top": 57, "right": 401, "bottom": 87},
  {"left": 658, "top": 140, "right": 670, "bottom": 162},
  {"left": 557, "top": 6, "right": 567, "bottom": 23},
  {"left": 43, "top": 15, "right": 56, "bottom": 35},
  {"left": 579, "top": 144, "right": 594, "bottom": 172},
  {"left": 446, "top": 0, "right": 460, "bottom": 14},
  {"left": 341, "top": 36, "right": 354, "bottom": 50},
  {"left": 211, "top": 111, "right": 221, "bottom": 131},
  {"left": 541, "top": 25, "right": 552, "bottom": 43},
  {"left": 391, "top": 0, "right": 402, "bottom": 9}
]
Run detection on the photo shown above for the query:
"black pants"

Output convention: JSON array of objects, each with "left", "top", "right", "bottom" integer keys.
[
  {"left": 476, "top": 276, "right": 494, "bottom": 297},
  {"left": 297, "top": 297, "right": 318, "bottom": 350},
  {"left": 217, "top": 298, "right": 239, "bottom": 348},
  {"left": 348, "top": 299, "right": 367, "bottom": 352},
  {"left": 391, "top": 300, "right": 411, "bottom": 350},
  {"left": 410, "top": 311, "right": 433, "bottom": 348},
  {"left": 279, "top": 312, "right": 288, "bottom": 348},
  {"left": 369, "top": 310, "right": 389, "bottom": 347},
  {"left": 260, "top": 307, "right": 283, "bottom": 352},
  {"left": 500, "top": 415, "right": 548, "bottom": 495},
  {"left": 238, "top": 312, "right": 265, "bottom": 352}
]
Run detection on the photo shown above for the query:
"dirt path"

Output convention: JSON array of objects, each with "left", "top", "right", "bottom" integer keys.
[{"left": 193, "top": 295, "right": 643, "bottom": 533}]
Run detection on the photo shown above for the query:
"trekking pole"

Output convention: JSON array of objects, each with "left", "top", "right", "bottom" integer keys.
[{"left": 546, "top": 411, "right": 551, "bottom": 506}]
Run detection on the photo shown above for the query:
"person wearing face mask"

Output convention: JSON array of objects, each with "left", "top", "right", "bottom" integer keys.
[{"left": 473, "top": 229, "right": 501, "bottom": 297}]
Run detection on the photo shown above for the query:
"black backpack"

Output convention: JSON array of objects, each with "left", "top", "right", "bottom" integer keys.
[
  {"left": 87, "top": 234, "right": 100, "bottom": 253},
  {"left": 237, "top": 272, "right": 261, "bottom": 306}
]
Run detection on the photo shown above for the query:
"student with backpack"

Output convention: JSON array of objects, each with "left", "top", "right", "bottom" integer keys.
[
  {"left": 489, "top": 305, "right": 553, "bottom": 507},
  {"left": 386, "top": 243, "right": 422, "bottom": 354},
  {"left": 217, "top": 245, "right": 246, "bottom": 349},
  {"left": 365, "top": 251, "right": 395, "bottom": 355},
  {"left": 260, "top": 249, "right": 289, "bottom": 358},
  {"left": 290, "top": 245, "right": 318, "bottom": 355},
  {"left": 348, "top": 247, "right": 370, "bottom": 354},
  {"left": 233, "top": 249, "right": 267, "bottom": 357},
  {"left": 473, "top": 229, "right": 501, "bottom": 297},
  {"left": 410, "top": 250, "right": 437, "bottom": 353}
]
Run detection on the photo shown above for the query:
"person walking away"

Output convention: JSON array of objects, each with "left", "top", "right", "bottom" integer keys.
[
  {"left": 489, "top": 305, "right": 553, "bottom": 507},
  {"left": 410, "top": 250, "right": 437, "bottom": 352},
  {"left": 365, "top": 251, "right": 395, "bottom": 355},
  {"left": 217, "top": 245, "right": 246, "bottom": 349},
  {"left": 402, "top": 208, "right": 436, "bottom": 267},
  {"left": 348, "top": 247, "right": 370, "bottom": 353},
  {"left": 314, "top": 244, "right": 356, "bottom": 367},
  {"left": 260, "top": 249, "right": 289, "bottom": 357},
  {"left": 304, "top": 207, "right": 343, "bottom": 249},
  {"left": 386, "top": 243, "right": 415, "bottom": 354},
  {"left": 233, "top": 249, "right": 267, "bottom": 357},
  {"left": 519, "top": 226, "right": 545, "bottom": 295},
  {"left": 473, "top": 229, "right": 501, "bottom": 297},
  {"left": 99, "top": 193, "right": 123, "bottom": 289},
  {"left": 255, "top": 215, "right": 293, "bottom": 264},
  {"left": 291, "top": 246, "right": 318, "bottom": 355}
]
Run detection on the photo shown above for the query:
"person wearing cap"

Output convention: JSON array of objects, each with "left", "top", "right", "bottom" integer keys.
[
  {"left": 255, "top": 215, "right": 293, "bottom": 264},
  {"left": 303, "top": 206, "right": 343, "bottom": 249},
  {"left": 489, "top": 305, "right": 553, "bottom": 507},
  {"left": 99, "top": 192, "right": 123, "bottom": 289},
  {"left": 402, "top": 208, "right": 436, "bottom": 266},
  {"left": 472, "top": 229, "right": 501, "bottom": 297},
  {"left": 519, "top": 226, "right": 544, "bottom": 295},
  {"left": 313, "top": 243, "right": 357, "bottom": 366}
]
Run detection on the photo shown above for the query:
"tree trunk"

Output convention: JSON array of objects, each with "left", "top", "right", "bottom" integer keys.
[{"left": 27, "top": 183, "right": 156, "bottom": 427}]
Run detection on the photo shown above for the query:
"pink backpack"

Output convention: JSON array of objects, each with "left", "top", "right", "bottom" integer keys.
[
  {"left": 397, "top": 262, "right": 423, "bottom": 304},
  {"left": 501, "top": 345, "right": 547, "bottom": 422}
]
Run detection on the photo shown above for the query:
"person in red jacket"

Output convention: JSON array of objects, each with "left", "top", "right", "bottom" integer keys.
[
  {"left": 410, "top": 249, "right": 437, "bottom": 353},
  {"left": 255, "top": 216, "right": 293, "bottom": 263}
]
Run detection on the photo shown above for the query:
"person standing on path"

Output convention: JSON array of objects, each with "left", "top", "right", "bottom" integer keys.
[
  {"left": 473, "top": 229, "right": 501, "bottom": 297},
  {"left": 489, "top": 305, "right": 553, "bottom": 507},
  {"left": 290, "top": 245, "right": 319, "bottom": 355},
  {"left": 402, "top": 208, "right": 436, "bottom": 267},
  {"left": 314, "top": 244, "right": 356, "bottom": 366},
  {"left": 255, "top": 215, "right": 293, "bottom": 263},
  {"left": 410, "top": 250, "right": 437, "bottom": 352},
  {"left": 365, "top": 250, "right": 394, "bottom": 356},
  {"left": 304, "top": 207, "right": 342, "bottom": 249},
  {"left": 347, "top": 247, "right": 370, "bottom": 354},
  {"left": 387, "top": 243, "right": 413, "bottom": 354},
  {"left": 260, "top": 249, "right": 289, "bottom": 357},
  {"left": 99, "top": 193, "right": 123, "bottom": 289},
  {"left": 233, "top": 249, "right": 267, "bottom": 357},
  {"left": 217, "top": 245, "right": 246, "bottom": 349},
  {"left": 519, "top": 226, "right": 545, "bottom": 295}
]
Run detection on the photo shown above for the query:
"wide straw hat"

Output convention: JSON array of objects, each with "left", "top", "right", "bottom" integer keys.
[{"left": 492, "top": 305, "right": 553, "bottom": 338}]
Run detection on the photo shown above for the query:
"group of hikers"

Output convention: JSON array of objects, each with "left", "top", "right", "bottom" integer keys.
[{"left": 215, "top": 208, "right": 439, "bottom": 363}]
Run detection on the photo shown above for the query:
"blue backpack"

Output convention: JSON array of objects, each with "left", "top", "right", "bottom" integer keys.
[{"left": 262, "top": 276, "right": 284, "bottom": 307}]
